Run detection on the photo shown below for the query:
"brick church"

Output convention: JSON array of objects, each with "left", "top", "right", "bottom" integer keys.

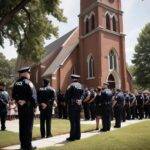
[{"left": 28, "top": 0, "right": 132, "bottom": 92}]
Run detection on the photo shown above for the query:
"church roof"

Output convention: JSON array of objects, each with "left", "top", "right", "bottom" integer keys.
[
  {"left": 41, "top": 28, "right": 77, "bottom": 63},
  {"left": 42, "top": 28, "right": 79, "bottom": 77}
]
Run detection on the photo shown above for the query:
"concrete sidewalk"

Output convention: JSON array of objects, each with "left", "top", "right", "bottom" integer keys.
[
  {"left": 2, "top": 119, "right": 147, "bottom": 150},
  {"left": 5, "top": 119, "right": 96, "bottom": 133}
]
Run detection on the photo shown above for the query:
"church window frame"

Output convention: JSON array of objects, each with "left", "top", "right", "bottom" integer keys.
[
  {"left": 87, "top": 54, "right": 95, "bottom": 79},
  {"left": 84, "top": 15, "right": 90, "bottom": 34},
  {"left": 112, "top": 15, "right": 117, "bottom": 32},
  {"left": 109, "top": 49, "right": 118, "bottom": 71},
  {"left": 105, "top": 12, "right": 111, "bottom": 30},
  {"left": 89, "top": 11, "right": 96, "bottom": 30}
]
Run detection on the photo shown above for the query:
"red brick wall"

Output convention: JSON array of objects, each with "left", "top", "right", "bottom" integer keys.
[
  {"left": 30, "top": 0, "right": 132, "bottom": 92},
  {"left": 100, "top": 0, "right": 121, "bottom": 10},
  {"left": 79, "top": 0, "right": 130, "bottom": 90},
  {"left": 80, "top": 0, "right": 96, "bottom": 13},
  {"left": 51, "top": 47, "right": 80, "bottom": 92}
]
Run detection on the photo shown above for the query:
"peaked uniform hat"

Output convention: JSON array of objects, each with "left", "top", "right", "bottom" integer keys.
[
  {"left": 71, "top": 74, "right": 80, "bottom": 79},
  {"left": 18, "top": 66, "right": 31, "bottom": 73},
  {"left": 103, "top": 82, "right": 109, "bottom": 86}
]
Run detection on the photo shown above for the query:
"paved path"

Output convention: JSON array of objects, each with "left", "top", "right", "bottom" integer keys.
[
  {"left": 5, "top": 119, "right": 96, "bottom": 133},
  {"left": 5, "top": 120, "right": 19, "bottom": 133},
  {"left": 2, "top": 119, "right": 147, "bottom": 150}
]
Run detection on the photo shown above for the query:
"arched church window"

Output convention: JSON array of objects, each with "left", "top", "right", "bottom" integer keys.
[
  {"left": 85, "top": 18, "right": 89, "bottom": 34},
  {"left": 87, "top": 55, "right": 94, "bottom": 78},
  {"left": 112, "top": 16, "right": 117, "bottom": 31},
  {"left": 106, "top": 13, "right": 111, "bottom": 30},
  {"left": 91, "top": 14, "right": 95, "bottom": 30},
  {"left": 109, "top": 50, "right": 117, "bottom": 70}
]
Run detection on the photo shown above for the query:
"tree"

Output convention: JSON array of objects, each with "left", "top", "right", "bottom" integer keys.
[
  {"left": 0, "top": 53, "right": 16, "bottom": 85},
  {"left": 132, "top": 23, "right": 150, "bottom": 89},
  {"left": 0, "top": 0, "right": 66, "bottom": 62}
]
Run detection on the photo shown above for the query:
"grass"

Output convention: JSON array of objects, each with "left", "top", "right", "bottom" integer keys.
[
  {"left": 0, "top": 119, "right": 95, "bottom": 148},
  {"left": 0, "top": 131, "right": 19, "bottom": 148},
  {"left": 40, "top": 120, "right": 150, "bottom": 150},
  {"left": 33, "top": 119, "right": 96, "bottom": 137}
]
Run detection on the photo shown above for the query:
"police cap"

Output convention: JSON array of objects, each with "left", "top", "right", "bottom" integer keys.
[
  {"left": 143, "top": 90, "right": 149, "bottom": 94},
  {"left": 71, "top": 74, "right": 80, "bottom": 79},
  {"left": 138, "top": 90, "right": 142, "bottom": 94},
  {"left": 103, "top": 82, "right": 109, "bottom": 86},
  {"left": 18, "top": 66, "right": 31, "bottom": 73},
  {"left": 97, "top": 86, "right": 101, "bottom": 90}
]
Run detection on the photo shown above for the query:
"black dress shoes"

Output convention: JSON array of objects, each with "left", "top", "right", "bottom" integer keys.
[
  {"left": 66, "top": 137, "right": 75, "bottom": 141},
  {"left": 99, "top": 128, "right": 107, "bottom": 132}
]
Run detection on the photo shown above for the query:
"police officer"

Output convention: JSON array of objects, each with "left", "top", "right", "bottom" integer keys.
[
  {"left": 12, "top": 67, "right": 37, "bottom": 150},
  {"left": 129, "top": 93, "right": 137, "bottom": 119},
  {"left": 37, "top": 79, "right": 55, "bottom": 138},
  {"left": 0, "top": 82, "right": 9, "bottom": 131},
  {"left": 88, "top": 88, "right": 96, "bottom": 120},
  {"left": 143, "top": 91, "right": 149, "bottom": 118},
  {"left": 124, "top": 91, "right": 131, "bottom": 120},
  {"left": 65, "top": 74, "right": 84, "bottom": 141},
  {"left": 136, "top": 91, "right": 144, "bottom": 119},
  {"left": 113, "top": 89, "right": 125, "bottom": 128},
  {"left": 100, "top": 82, "right": 113, "bottom": 132},
  {"left": 57, "top": 90, "right": 67, "bottom": 119},
  {"left": 82, "top": 88, "right": 90, "bottom": 120}
]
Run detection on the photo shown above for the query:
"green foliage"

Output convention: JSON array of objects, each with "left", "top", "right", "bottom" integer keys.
[
  {"left": 0, "top": 0, "right": 67, "bottom": 62},
  {"left": 0, "top": 52, "right": 16, "bottom": 85},
  {"left": 132, "top": 23, "right": 150, "bottom": 89}
]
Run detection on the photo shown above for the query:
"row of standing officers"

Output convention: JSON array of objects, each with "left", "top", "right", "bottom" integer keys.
[
  {"left": 0, "top": 66, "right": 149, "bottom": 150},
  {"left": 83, "top": 88, "right": 150, "bottom": 124}
]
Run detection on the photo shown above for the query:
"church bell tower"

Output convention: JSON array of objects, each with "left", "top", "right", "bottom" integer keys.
[{"left": 79, "top": 0, "right": 128, "bottom": 90}]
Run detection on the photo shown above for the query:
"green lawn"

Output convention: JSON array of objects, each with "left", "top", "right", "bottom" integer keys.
[
  {"left": 0, "top": 119, "right": 95, "bottom": 148},
  {"left": 0, "top": 131, "right": 19, "bottom": 148},
  {"left": 41, "top": 120, "right": 150, "bottom": 150},
  {"left": 33, "top": 119, "right": 95, "bottom": 139}
]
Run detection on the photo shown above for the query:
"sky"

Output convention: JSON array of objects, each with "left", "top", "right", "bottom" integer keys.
[{"left": 0, "top": 0, "right": 150, "bottom": 65}]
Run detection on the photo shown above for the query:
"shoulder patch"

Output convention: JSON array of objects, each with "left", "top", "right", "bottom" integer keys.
[
  {"left": 67, "top": 85, "right": 71, "bottom": 90},
  {"left": 29, "top": 82, "right": 34, "bottom": 88}
]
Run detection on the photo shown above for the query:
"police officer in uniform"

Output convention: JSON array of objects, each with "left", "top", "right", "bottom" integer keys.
[
  {"left": 0, "top": 82, "right": 9, "bottom": 131},
  {"left": 65, "top": 74, "right": 84, "bottom": 141},
  {"left": 12, "top": 67, "right": 37, "bottom": 150},
  {"left": 129, "top": 93, "right": 137, "bottom": 119},
  {"left": 136, "top": 91, "right": 144, "bottom": 119},
  {"left": 82, "top": 88, "right": 90, "bottom": 120},
  {"left": 57, "top": 90, "right": 67, "bottom": 119},
  {"left": 88, "top": 88, "right": 96, "bottom": 120},
  {"left": 143, "top": 91, "right": 150, "bottom": 118},
  {"left": 113, "top": 89, "right": 125, "bottom": 128},
  {"left": 37, "top": 79, "right": 55, "bottom": 138},
  {"left": 124, "top": 91, "right": 131, "bottom": 120},
  {"left": 100, "top": 82, "right": 113, "bottom": 132}
]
